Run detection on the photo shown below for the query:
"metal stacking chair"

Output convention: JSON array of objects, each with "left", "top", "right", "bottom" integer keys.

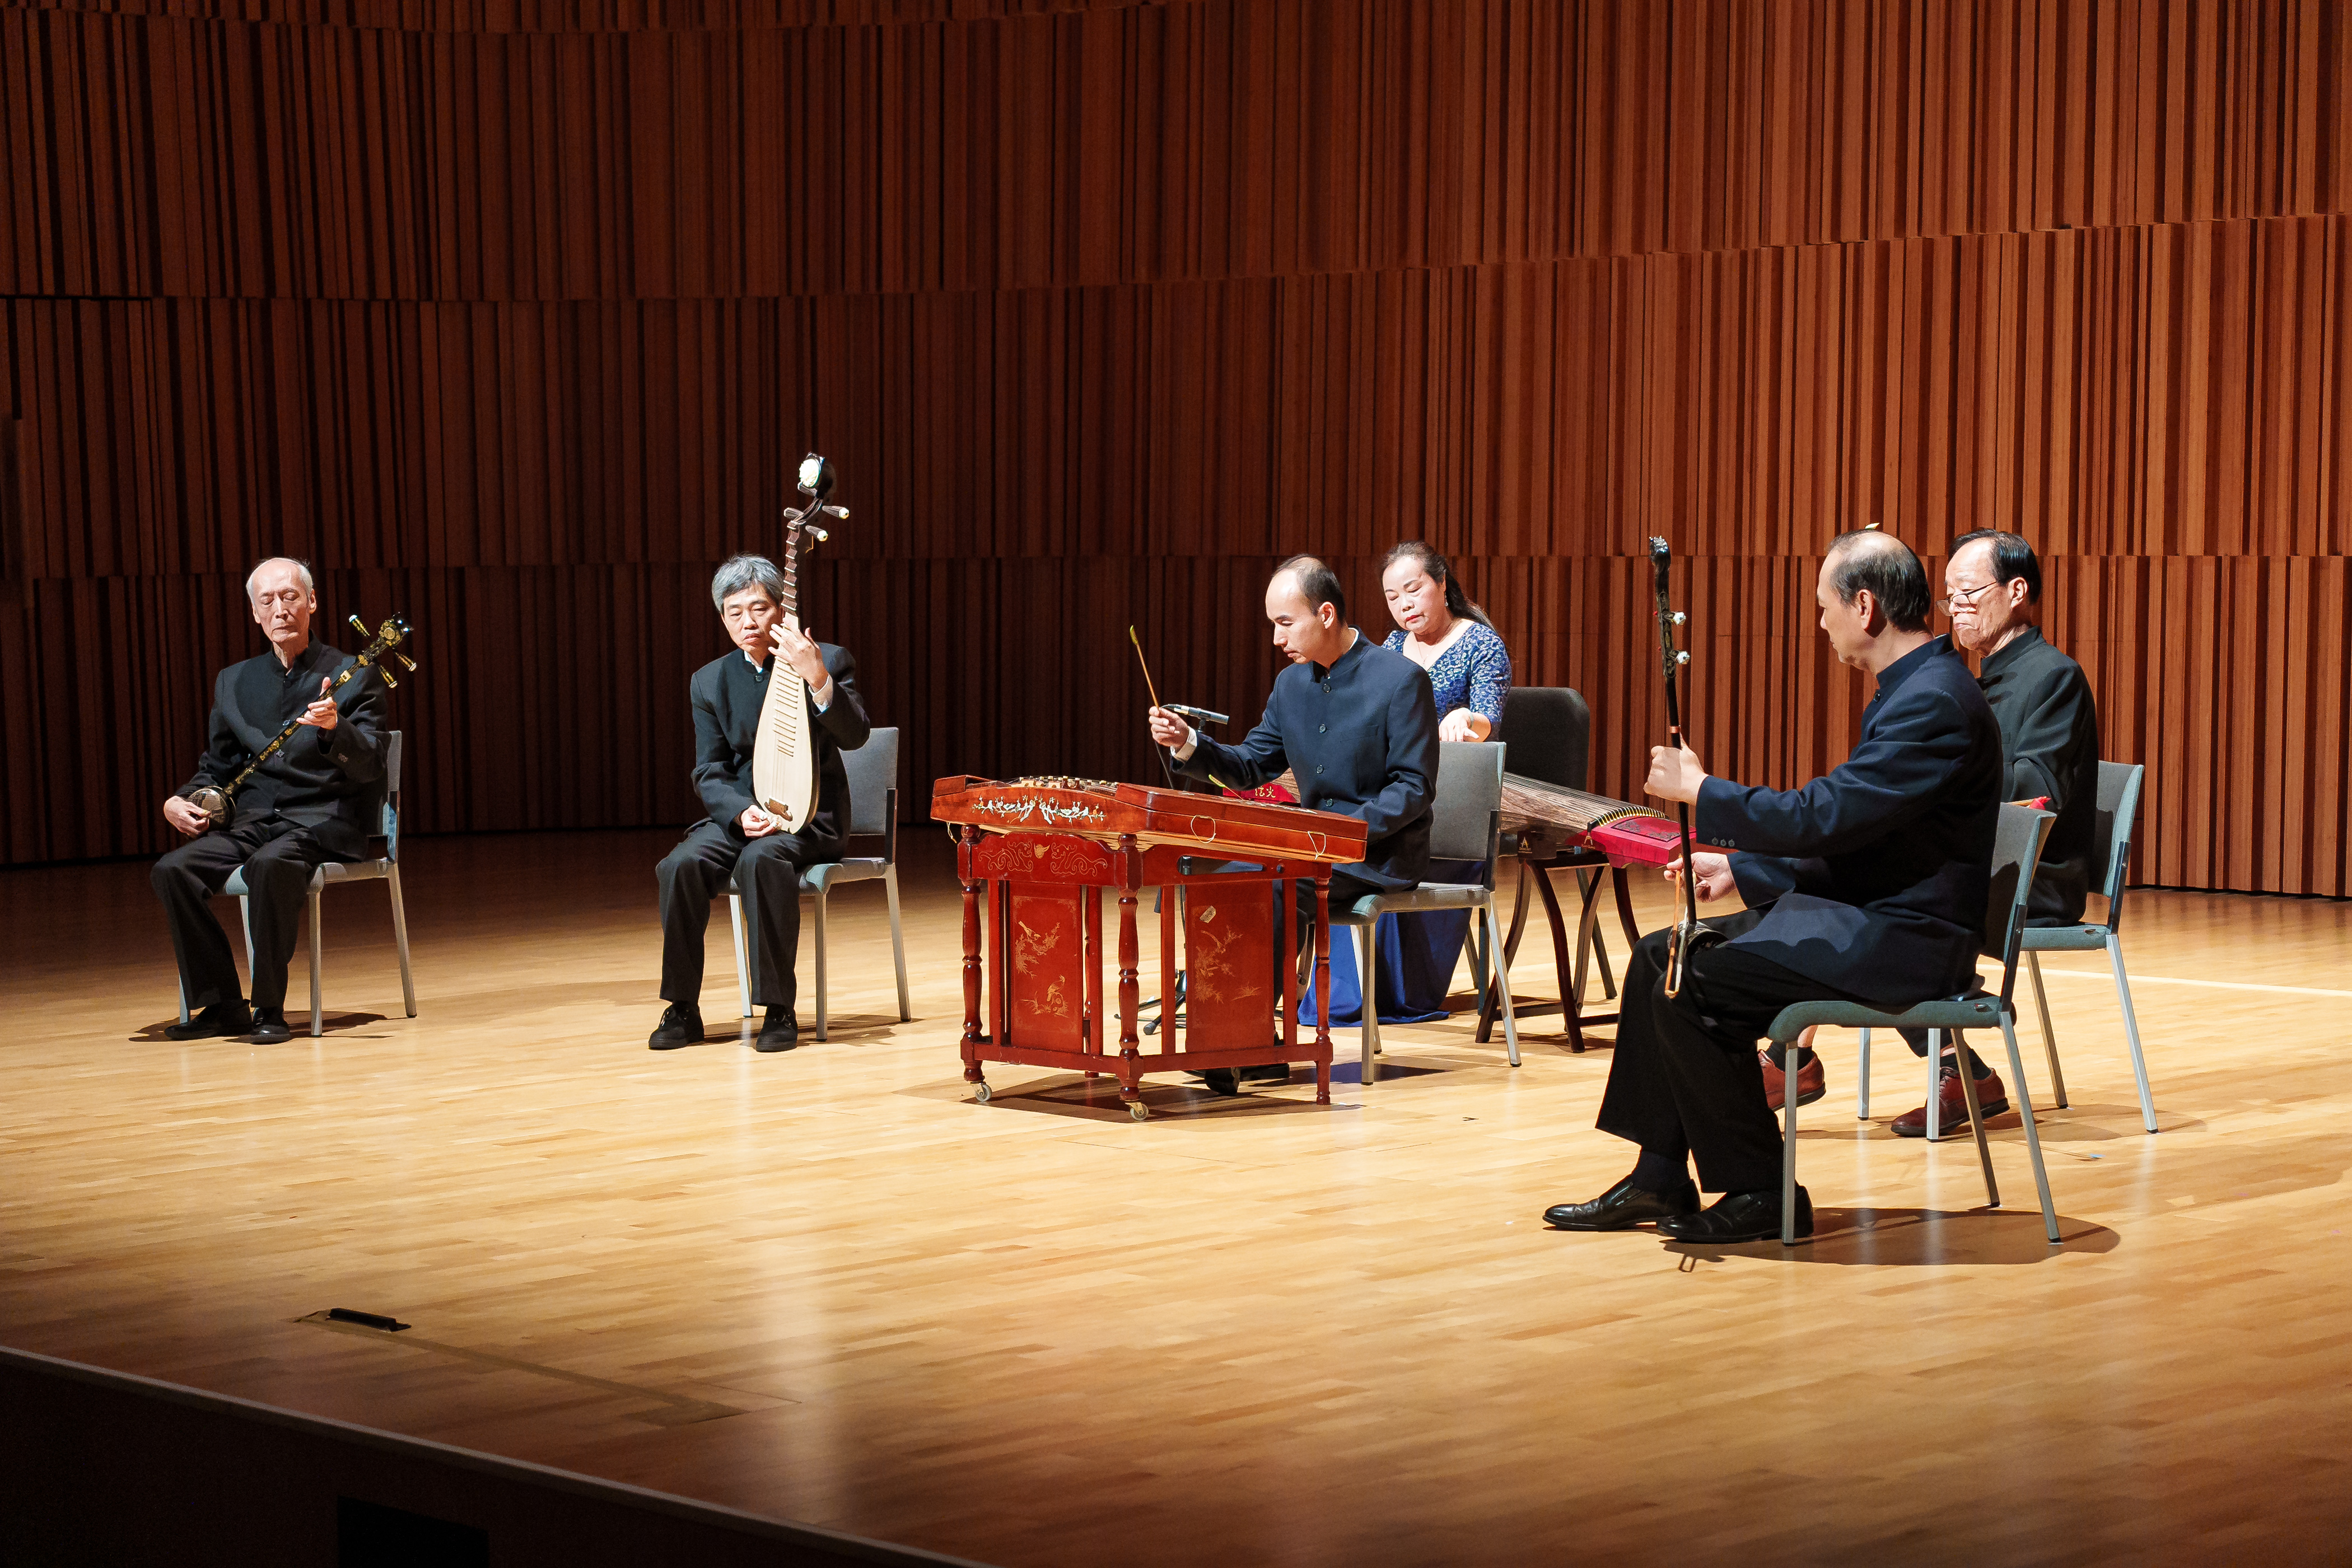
[
  {"left": 1854, "top": 762, "right": 2154, "bottom": 1138},
  {"left": 1329, "top": 741, "right": 1520, "bottom": 1084},
  {"left": 1478, "top": 687, "right": 1644, "bottom": 1052},
  {"left": 1764, "top": 805, "right": 2060, "bottom": 1246},
  {"left": 726, "top": 727, "right": 911, "bottom": 1041},
  {"left": 177, "top": 730, "right": 417, "bottom": 1039},
  {"left": 2020, "top": 762, "right": 2155, "bottom": 1132}
]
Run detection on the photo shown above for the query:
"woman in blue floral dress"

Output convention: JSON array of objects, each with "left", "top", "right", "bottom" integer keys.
[{"left": 1309, "top": 542, "right": 1511, "bottom": 1027}]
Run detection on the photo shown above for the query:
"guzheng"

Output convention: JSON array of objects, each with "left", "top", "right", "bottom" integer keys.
[
  {"left": 1497, "top": 773, "right": 1684, "bottom": 869},
  {"left": 933, "top": 776, "right": 1370, "bottom": 1117}
]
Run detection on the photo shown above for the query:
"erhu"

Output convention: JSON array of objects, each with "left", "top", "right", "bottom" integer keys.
[
  {"left": 1649, "top": 539, "right": 1720, "bottom": 997},
  {"left": 750, "top": 453, "right": 849, "bottom": 829},
  {"left": 187, "top": 615, "right": 417, "bottom": 829}
]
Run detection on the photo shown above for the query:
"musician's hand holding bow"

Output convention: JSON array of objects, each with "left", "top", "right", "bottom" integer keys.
[
  {"left": 1146, "top": 706, "right": 1192, "bottom": 752},
  {"left": 297, "top": 675, "right": 338, "bottom": 732},
  {"left": 740, "top": 804, "right": 783, "bottom": 839},
  {"left": 163, "top": 796, "right": 209, "bottom": 836},
  {"left": 1644, "top": 741, "right": 1708, "bottom": 804},
  {"left": 1667, "top": 850, "right": 1737, "bottom": 903}
]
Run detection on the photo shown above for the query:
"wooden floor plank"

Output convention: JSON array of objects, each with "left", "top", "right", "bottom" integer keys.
[{"left": 3, "top": 830, "right": 2350, "bottom": 1564}]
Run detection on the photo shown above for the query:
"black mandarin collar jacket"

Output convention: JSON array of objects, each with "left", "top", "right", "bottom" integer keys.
[
  {"left": 1697, "top": 635, "right": 2004, "bottom": 1006},
  {"left": 1977, "top": 627, "right": 2100, "bottom": 924},
  {"left": 178, "top": 637, "right": 388, "bottom": 858},
  {"left": 690, "top": 646, "right": 872, "bottom": 844},
  {"left": 1168, "top": 632, "right": 1440, "bottom": 890}
]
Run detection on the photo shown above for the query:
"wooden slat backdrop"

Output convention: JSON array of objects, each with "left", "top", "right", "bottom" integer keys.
[{"left": 1, "top": 0, "right": 2346, "bottom": 894}]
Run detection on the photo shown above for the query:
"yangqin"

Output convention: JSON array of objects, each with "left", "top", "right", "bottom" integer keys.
[{"left": 933, "top": 775, "right": 1369, "bottom": 1118}]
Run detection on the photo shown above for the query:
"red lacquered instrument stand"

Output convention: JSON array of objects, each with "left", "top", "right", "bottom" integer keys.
[{"left": 937, "top": 778, "right": 1368, "bottom": 1121}]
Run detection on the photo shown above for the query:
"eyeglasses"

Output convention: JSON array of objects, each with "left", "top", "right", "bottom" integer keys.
[{"left": 1933, "top": 581, "right": 2000, "bottom": 615}]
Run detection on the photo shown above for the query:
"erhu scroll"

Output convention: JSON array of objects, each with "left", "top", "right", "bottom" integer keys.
[
  {"left": 188, "top": 614, "right": 417, "bottom": 829},
  {"left": 1649, "top": 538, "right": 1720, "bottom": 997}
]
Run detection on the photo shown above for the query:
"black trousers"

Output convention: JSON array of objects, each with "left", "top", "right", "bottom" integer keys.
[
  {"left": 1595, "top": 910, "right": 1873, "bottom": 1194},
  {"left": 657, "top": 820, "right": 837, "bottom": 1013},
  {"left": 152, "top": 818, "right": 342, "bottom": 1014}
]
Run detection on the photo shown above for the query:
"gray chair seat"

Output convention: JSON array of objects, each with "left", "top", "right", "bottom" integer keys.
[
  {"left": 804, "top": 857, "right": 889, "bottom": 894},
  {"left": 2019, "top": 923, "right": 2112, "bottom": 952}
]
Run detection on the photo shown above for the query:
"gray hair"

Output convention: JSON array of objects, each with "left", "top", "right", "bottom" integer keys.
[
  {"left": 245, "top": 557, "right": 315, "bottom": 603},
  {"left": 711, "top": 554, "right": 787, "bottom": 612}
]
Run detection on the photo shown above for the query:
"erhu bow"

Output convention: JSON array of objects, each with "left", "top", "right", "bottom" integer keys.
[
  {"left": 750, "top": 453, "right": 849, "bottom": 829},
  {"left": 1649, "top": 538, "right": 1719, "bottom": 997},
  {"left": 187, "top": 614, "right": 417, "bottom": 829}
]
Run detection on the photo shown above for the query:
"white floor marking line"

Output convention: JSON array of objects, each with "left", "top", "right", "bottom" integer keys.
[{"left": 2033, "top": 968, "right": 2352, "bottom": 999}]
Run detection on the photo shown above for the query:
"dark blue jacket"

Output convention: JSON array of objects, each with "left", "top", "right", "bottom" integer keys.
[
  {"left": 1695, "top": 636, "right": 2001, "bottom": 1006},
  {"left": 1170, "top": 633, "right": 1438, "bottom": 889}
]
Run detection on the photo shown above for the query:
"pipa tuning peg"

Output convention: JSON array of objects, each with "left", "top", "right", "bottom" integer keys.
[
  {"left": 1670, "top": 611, "right": 1688, "bottom": 626},
  {"left": 1676, "top": 651, "right": 1691, "bottom": 666},
  {"left": 820, "top": 503, "right": 848, "bottom": 519},
  {"left": 804, "top": 525, "right": 829, "bottom": 544}
]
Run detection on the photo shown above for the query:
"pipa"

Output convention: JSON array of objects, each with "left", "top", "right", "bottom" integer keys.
[{"left": 751, "top": 454, "right": 846, "bottom": 829}]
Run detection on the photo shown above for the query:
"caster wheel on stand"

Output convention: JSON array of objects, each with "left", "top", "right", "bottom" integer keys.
[
  {"left": 973, "top": 1082, "right": 993, "bottom": 1104},
  {"left": 1128, "top": 1101, "right": 1150, "bottom": 1122}
]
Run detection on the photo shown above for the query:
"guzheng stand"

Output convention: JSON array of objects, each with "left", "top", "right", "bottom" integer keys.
[
  {"left": 1474, "top": 772, "right": 1674, "bottom": 1053},
  {"left": 934, "top": 778, "right": 1370, "bottom": 1121}
]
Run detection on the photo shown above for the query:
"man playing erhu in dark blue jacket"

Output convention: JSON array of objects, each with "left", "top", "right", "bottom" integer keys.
[{"left": 1543, "top": 531, "right": 2004, "bottom": 1243}]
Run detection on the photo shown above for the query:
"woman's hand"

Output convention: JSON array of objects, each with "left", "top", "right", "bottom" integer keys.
[{"left": 1437, "top": 709, "right": 1492, "bottom": 743}]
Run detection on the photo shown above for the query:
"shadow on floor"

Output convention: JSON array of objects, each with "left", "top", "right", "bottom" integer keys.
[{"left": 1666, "top": 1206, "right": 2120, "bottom": 1267}]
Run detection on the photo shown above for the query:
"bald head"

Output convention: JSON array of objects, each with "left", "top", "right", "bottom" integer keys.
[{"left": 245, "top": 556, "right": 319, "bottom": 666}]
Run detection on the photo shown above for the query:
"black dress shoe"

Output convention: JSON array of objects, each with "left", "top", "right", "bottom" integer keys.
[
  {"left": 1542, "top": 1177, "right": 1701, "bottom": 1231},
  {"left": 754, "top": 1009, "right": 799, "bottom": 1053},
  {"left": 1197, "top": 1068, "right": 1242, "bottom": 1096},
  {"left": 164, "top": 1001, "right": 252, "bottom": 1041},
  {"left": 1656, "top": 1186, "right": 1814, "bottom": 1243},
  {"left": 245, "top": 1009, "right": 292, "bottom": 1044},
  {"left": 648, "top": 1003, "right": 703, "bottom": 1050},
  {"left": 1238, "top": 1062, "right": 1290, "bottom": 1084}
]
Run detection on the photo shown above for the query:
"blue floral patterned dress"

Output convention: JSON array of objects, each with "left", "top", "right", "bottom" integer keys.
[{"left": 1305, "top": 622, "right": 1513, "bottom": 1028}]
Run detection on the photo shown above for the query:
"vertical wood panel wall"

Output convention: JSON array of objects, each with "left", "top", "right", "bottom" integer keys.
[{"left": 1, "top": 0, "right": 2345, "bottom": 893}]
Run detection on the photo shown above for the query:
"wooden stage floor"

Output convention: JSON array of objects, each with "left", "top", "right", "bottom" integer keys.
[{"left": 6, "top": 830, "right": 2351, "bottom": 1565}]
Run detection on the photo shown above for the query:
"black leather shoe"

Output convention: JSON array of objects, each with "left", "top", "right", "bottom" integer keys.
[
  {"left": 164, "top": 1001, "right": 251, "bottom": 1041},
  {"left": 1542, "top": 1177, "right": 1701, "bottom": 1231},
  {"left": 245, "top": 1009, "right": 292, "bottom": 1044},
  {"left": 1238, "top": 1062, "right": 1290, "bottom": 1084},
  {"left": 648, "top": 1003, "right": 703, "bottom": 1050},
  {"left": 1656, "top": 1187, "right": 1814, "bottom": 1243},
  {"left": 1197, "top": 1068, "right": 1242, "bottom": 1096},
  {"left": 755, "top": 1009, "right": 799, "bottom": 1053}
]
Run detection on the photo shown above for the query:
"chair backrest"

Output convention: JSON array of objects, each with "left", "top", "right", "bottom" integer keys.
[
  {"left": 1428, "top": 740, "right": 1507, "bottom": 866},
  {"left": 1497, "top": 687, "right": 1590, "bottom": 791},
  {"left": 377, "top": 730, "right": 403, "bottom": 861},
  {"left": 1984, "top": 804, "right": 2055, "bottom": 1005},
  {"left": 2094, "top": 760, "right": 2144, "bottom": 920},
  {"left": 842, "top": 727, "right": 900, "bottom": 854}
]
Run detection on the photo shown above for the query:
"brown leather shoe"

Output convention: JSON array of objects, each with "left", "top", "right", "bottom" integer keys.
[
  {"left": 1759, "top": 1049, "right": 1826, "bottom": 1111},
  {"left": 1892, "top": 1059, "right": 2009, "bottom": 1138}
]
